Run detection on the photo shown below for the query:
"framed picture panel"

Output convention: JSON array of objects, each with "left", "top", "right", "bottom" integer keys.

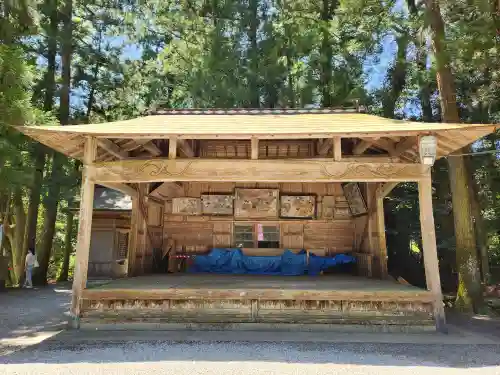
[
  {"left": 342, "top": 182, "right": 368, "bottom": 216},
  {"left": 201, "top": 194, "right": 233, "bottom": 215},
  {"left": 172, "top": 197, "right": 202, "bottom": 215},
  {"left": 234, "top": 189, "right": 279, "bottom": 219},
  {"left": 280, "top": 195, "right": 316, "bottom": 218}
]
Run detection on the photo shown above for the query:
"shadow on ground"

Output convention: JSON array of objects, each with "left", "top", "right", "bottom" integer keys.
[{"left": 0, "top": 284, "right": 71, "bottom": 340}]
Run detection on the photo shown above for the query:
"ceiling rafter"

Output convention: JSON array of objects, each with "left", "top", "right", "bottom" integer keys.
[
  {"left": 353, "top": 139, "right": 374, "bottom": 155},
  {"left": 317, "top": 138, "right": 332, "bottom": 156},
  {"left": 393, "top": 137, "right": 418, "bottom": 157},
  {"left": 97, "top": 139, "right": 129, "bottom": 159}
]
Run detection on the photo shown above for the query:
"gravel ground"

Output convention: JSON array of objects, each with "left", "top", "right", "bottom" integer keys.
[
  {"left": 1, "top": 341, "right": 500, "bottom": 375},
  {"left": 0, "top": 285, "right": 71, "bottom": 339},
  {"left": 1, "top": 285, "right": 500, "bottom": 375}
]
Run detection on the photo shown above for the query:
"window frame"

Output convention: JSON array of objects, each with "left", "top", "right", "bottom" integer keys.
[{"left": 233, "top": 223, "right": 280, "bottom": 248}]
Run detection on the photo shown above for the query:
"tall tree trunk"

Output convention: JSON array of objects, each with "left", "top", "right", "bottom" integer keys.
[
  {"left": 320, "top": 0, "right": 338, "bottom": 107},
  {"left": 35, "top": 0, "right": 73, "bottom": 285},
  {"left": 465, "top": 154, "right": 490, "bottom": 284},
  {"left": 382, "top": 34, "right": 408, "bottom": 118},
  {"left": 426, "top": 0, "right": 482, "bottom": 312},
  {"left": 25, "top": 0, "right": 58, "bottom": 283},
  {"left": 22, "top": 146, "right": 45, "bottom": 275},
  {"left": 407, "top": 0, "right": 433, "bottom": 122},
  {"left": 248, "top": 0, "right": 260, "bottom": 107},
  {"left": 11, "top": 188, "right": 26, "bottom": 284},
  {"left": 58, "top": 204, "right": 73, "bottom": 281}
]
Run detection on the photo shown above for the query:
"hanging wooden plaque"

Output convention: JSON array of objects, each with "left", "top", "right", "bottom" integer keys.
[
  {"left": 343, "top": 182, "right": 368, "bottom": 216},
  {"left": 280, "top": 195, "right": 316, "bottom": 218},
  {"left": 201, "top": 194, "right": 233, "bottom": 215},
  {"left": 172, "top": 197, "right": 202, "bottom": 215},
  {"left": 234, "top": 189, "right": 279, "bottom": 219}
]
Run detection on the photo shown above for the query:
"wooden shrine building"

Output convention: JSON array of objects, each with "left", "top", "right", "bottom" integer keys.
[{"left": 15, "top": 108, "right": 497, "bottom": 332}]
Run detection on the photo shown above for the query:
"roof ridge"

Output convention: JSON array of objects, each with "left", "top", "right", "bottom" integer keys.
[{"left": 146, "top": 107, "right": 366, "bottom": 116}]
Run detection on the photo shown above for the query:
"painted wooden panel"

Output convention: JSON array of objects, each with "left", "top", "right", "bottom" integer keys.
[
  {"left": 280, "top": 195, "right": 316, "bottom": 218},
  {"left": 172, "top": 197, "right": 202, "bottom": 215},
  {"left": 234, "top": 189, "right": 279, "bottom": 219},
  {"left": 343, "top": 182, "right": 368, "bottom": 216},
  {"left": 321, "top": 195, "right": 336, "bottom": 219},
  {"left": 201, "top": 194, "right": 233, "bottom": 215}
]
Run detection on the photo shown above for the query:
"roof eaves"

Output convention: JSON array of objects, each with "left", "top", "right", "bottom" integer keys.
[{"left": 146, "top": 106, "right": 365, "bottom": 116}]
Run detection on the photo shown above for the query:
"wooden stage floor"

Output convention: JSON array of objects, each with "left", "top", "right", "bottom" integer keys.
[
  {"left": 80, "top": 274, "right": 436, "bottom": 327},
  {"left": 84, "top": 274, "right": 433, "bottom": 302}
]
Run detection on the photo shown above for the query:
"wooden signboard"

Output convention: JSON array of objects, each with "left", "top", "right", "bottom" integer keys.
[
  {"left": 172, "top": 197, "right": 202, "bottom": 215},
  {"left": 234, "top": 189, "right": 279, "bottom": 219},
  {"left": 201, "top": 194, "right": 233, "bottom": 215},
  {"left": 280, "top": 195, "right": 316, "bottom": 218},
  {"left": 321, "top": 195, "right": 336, "bottom": 219},
  {"left": 343, "top": 182, "right": 368, "bottom": 216}
]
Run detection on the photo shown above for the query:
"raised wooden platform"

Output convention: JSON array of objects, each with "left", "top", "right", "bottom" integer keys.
[{"left": 80, "top": 274, "right": 435, "bottom": 328}]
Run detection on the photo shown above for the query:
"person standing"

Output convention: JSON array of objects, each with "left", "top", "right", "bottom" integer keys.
[{"left": 24, "top": 248, "right": 37, "bottom": 288}]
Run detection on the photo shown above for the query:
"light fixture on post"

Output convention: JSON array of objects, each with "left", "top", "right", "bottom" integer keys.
[{"left": 419, "top": 135, "right": 438, "bottom": 166}]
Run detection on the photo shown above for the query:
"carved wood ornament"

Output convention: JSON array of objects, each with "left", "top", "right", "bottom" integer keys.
[{"left": 91, "top": 159, "right": 427, "bottom": 183}]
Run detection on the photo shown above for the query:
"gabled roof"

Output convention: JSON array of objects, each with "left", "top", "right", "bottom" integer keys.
[{"left": 14, "top": 108, "right": 497, "bottom": 161}]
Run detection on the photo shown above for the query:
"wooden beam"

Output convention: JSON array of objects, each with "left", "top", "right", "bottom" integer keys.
[
  {"left": 169, "top": 137, "right": 177, "bottom": 159},
  {"left": 333, "top": 137, "right": 341, "bottom": 161},
  {"left": 393, "top": 137, "right": 417, "bottom": 156},
  {"left": 91, "top": 158, "right": 427, "bottom": 183},
  {"left": 121, "top": 139, "right": 149, "bottom": 152},
  {"left": 343, "top": 155, "right": 403, "bottom": 163},
  {"left": 377, "top": 182, "right": 399, "bottom": 198},
  {"left": 372, "top": 138, "right": 397, "bottom": 156},
  {"left": 353, "top": 139, "right": 373, "bottom": 155},
  {"left": 317, "top": 138, "right": 332, "bottom": 156},
  {"left": 178, "top": 139, "right": 195, "bottom": 157},
  {"left": 70, "top": 136, "right": 97, "bottom": 327},
  {"left": 97, "top": 139, "right": 128, "bottom": 159},
  {"left": 418, "top": 174, "right": 446, "bottom": 332},
  {"left": 251, "top": 137, "right": 259, "bottom": 159},
  {"left": 142, "top": 141, "right": 162, "bottom": 156},
  {"left": 98, "top": 182, "right": 137, "bottom": 197},
  {"left": 149, "top": 181, "right": 184, "bottom": 201}
]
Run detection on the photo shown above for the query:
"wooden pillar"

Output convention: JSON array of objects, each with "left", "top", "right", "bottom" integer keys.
[
  {"left": 333, "top": 137, "right": 341, "bottom": 161},
  {"left": 127, "top": 194, "right": 139, "bottom": 276},
  {"left": 418, "top": 173, "right": 447, "bottom": 332},
  {"left": 375, "top": 193, "right": 388, "bottom": 278},
  {"left": 139, "top": 183, "right": 149, "bottom": 274},
  {"left": 251, "top": 137, "right": 259, "bottom": 160},
  {"left": 375, "top": 182, "right": 398, "bottom": 279},
  {"left": 169, "top": 137, "right": 177, "bottom": 159},
  {"left": 70, "top": 136, "right": 97, "bottom": 327}
]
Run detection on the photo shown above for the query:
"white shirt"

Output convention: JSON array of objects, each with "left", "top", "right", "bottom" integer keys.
[{"left": 26, "top": 253, "right": 35, "bottom": 267}]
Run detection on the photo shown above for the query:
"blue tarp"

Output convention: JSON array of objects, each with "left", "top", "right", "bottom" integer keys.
[
  {"left": 307, "top": 253, "right": 356, "bottom": 276},
  {"left": 188, "top": 248, "right": 356, "bottom": 275}
]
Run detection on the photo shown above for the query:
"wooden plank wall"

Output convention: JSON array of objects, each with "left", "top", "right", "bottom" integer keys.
[{"left": 163, "top": 182, "right": 355, "bottom": 256}]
